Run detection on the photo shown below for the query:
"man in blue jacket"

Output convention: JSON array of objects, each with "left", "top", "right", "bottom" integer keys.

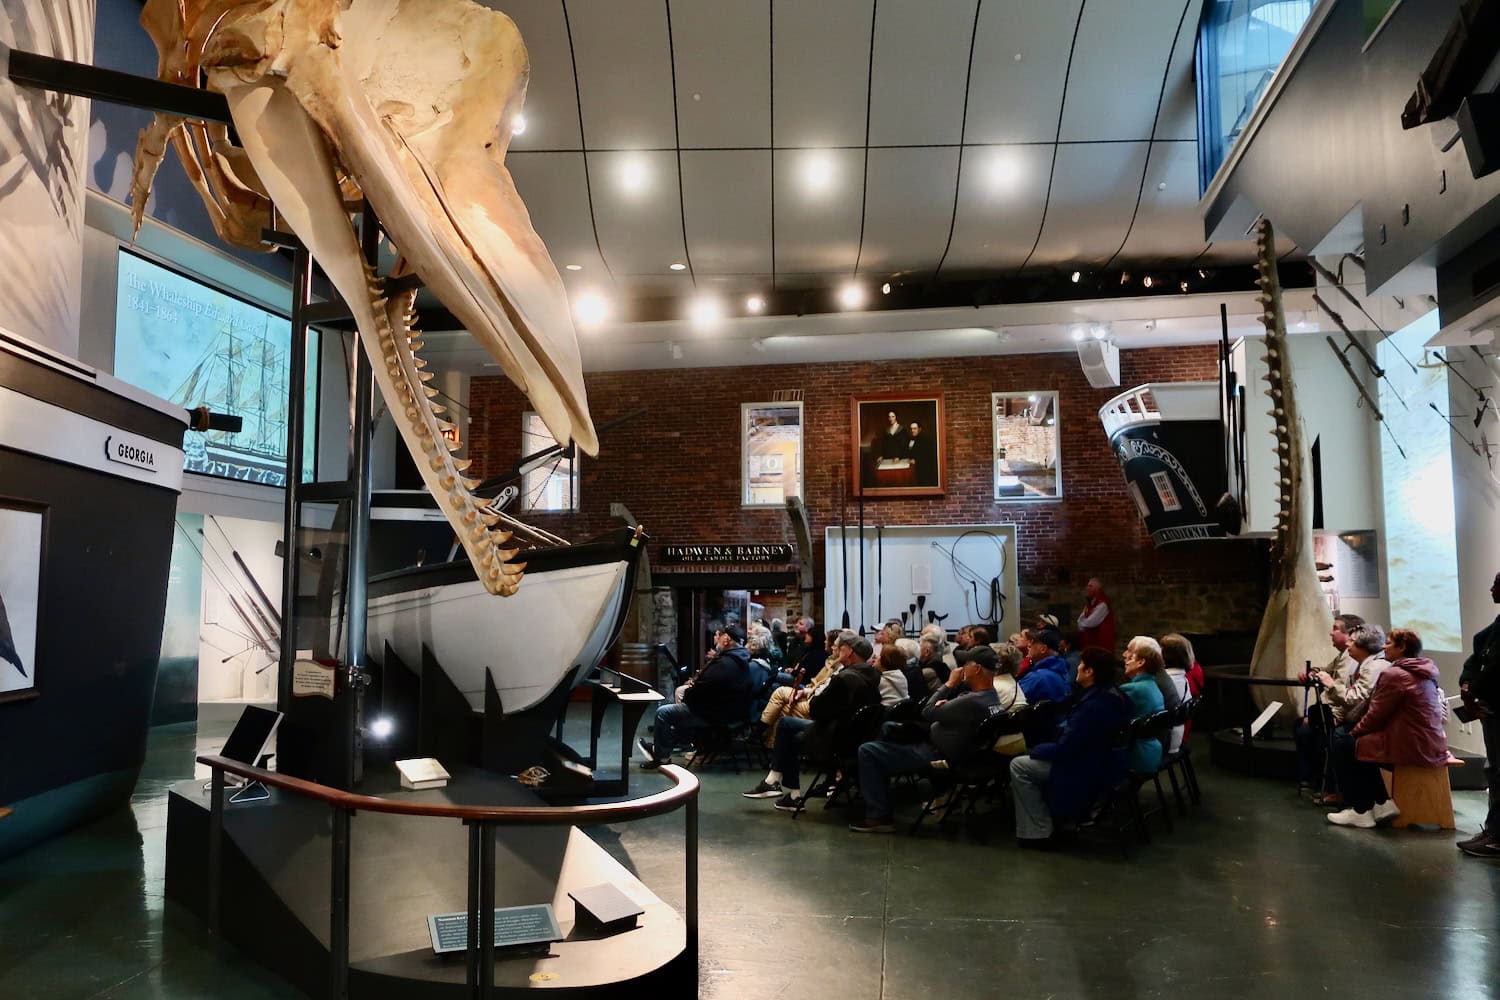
[
  {"left": 1010, "top": 647, "right": 1129, "bottom": 847},
  {"left": 1018, "top": 629, "right": 1071, "bottom": 705},
  {"left": 639, "top": 625, "right": 753, "bottom": 768}
]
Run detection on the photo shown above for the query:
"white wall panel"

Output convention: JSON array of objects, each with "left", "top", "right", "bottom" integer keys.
[
  {"left": 681, "top": 150, "right": 773, "bottom": 274},
  {"left": 867, "top": 0, "right": 975, "bottom": 147},
  {"left": 941, "top": 144, "right": 1054, "bottom": 273},
  {"left": 569, "top": 0, "right": 677, "bottom": 149},
  {"left": 964, "top": 0, "right": 1084, "bottom": 144},
  {"left": 1059, "top": 0, "right": 1188, "bottom": 142},
  {"left": 1028, "top": 141, "right": 1150, "bottom": 266},
  {"left": 671, "top": 0, "right": 771, "bottom": 148},
  {"left": 857, "top": 147, "right": 960, "bottom": 275},
  {"left": 772, "top": 0, "right": 874, "bottom": 148}
]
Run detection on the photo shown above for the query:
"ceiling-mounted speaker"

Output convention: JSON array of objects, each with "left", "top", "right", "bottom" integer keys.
[{"left": 1076, "top": 340, "right": 1121, "bottom": 388}]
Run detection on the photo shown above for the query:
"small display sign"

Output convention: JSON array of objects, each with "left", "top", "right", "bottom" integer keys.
[
  {"left": 427, "top": 904, "right": 562, "bottom": 954},
  {"left": 291, "top": 659, "right": 336, "bottom": 699},
  {"left": 661, "top": 543, "right": 794, "bottom": 563}
]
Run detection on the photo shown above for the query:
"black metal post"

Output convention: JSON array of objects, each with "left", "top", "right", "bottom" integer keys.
[
  {"left": 479, "top": 822, "right": 497, "bottom": 998},
  {"left": 4, "top": 49, "right": 232, "bottom": 122},
  {"left": 330, "top": 807, "right": 352, "bottom": 1000},
  {"left": 686, "top": 793, "right": 698, "bottom": 966},
  {"left": 465, "top": 821, "right": 480, "bottom": 995},
  {"left": 342, "top": 207, "right": 378, "bottom": 791},
  {"left": 208, "top": 770, "right": 224, "bottom": 937},
  {"left": 278, "top": 247, "right": 313, "bottom": 712}
]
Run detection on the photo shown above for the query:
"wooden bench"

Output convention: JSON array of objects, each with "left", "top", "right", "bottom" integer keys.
[{"left": 1382, "top": 757, "right": 1463, "bottom": 830}]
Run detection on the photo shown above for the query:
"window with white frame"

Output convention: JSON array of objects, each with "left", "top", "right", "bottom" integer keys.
[
  {"left": 993, "top": 391, "right": 1061, "bottom": 500},
  {"left": 742, "top": 401, "right": 803, "bottom": 507},
  {"left": 521, "top": 411, "right": 579, "bottom": 512}
]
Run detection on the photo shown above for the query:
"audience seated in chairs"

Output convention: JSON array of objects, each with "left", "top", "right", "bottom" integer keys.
[
  {"left": 1120, "top": 637, "right": 1168, "bottom": 773},
  {"left": 875, "top": 646, "right": 912, "bottom": 707},
  {"left": 1160, "top": 633, "right": 1204, "bottom": 741},
  {"left": 1018, "top": 629, "right": 1071, "bottom": 704},
  {"left": 1294, "top": 624, "right": 1387, "bottom": 803},
  {"left": 741, "top": 632, "right": 880, "bottom": 806},
  {"left": 757, "top": 630, "right": 840, "bottom": 748},
  {"left": 1010, "top": 648, "right": 1131, "bottom": 848},
  {"left": 848, "top": 643, "right": 1024, "bottom": 833},
  {"left": 1328, "top": 628, "right": 1448, "bottom": 829},
  {"left": 745, "top": 625, "right": 778, "bottom": 719},
  {"left": 639, "top": 625, "right": 754, "bottom": 768}
]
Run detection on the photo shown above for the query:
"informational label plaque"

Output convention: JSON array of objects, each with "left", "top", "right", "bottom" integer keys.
[
  {"left": 291, "top": 659, "right": 336, "bottom": 700},
  {"left": 427, "top": 904, "right": 562, "bottom": 954}
]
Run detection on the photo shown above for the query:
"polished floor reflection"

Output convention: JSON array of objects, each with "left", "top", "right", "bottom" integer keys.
[{"left": 3, "top": 717, "right": 1499, "bottom": 999}]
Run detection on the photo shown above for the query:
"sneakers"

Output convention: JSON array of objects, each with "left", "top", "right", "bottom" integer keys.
[
  {"left": 636, "top": 738, "right": 670, "bottom": 770},
  {"left": 1457, "top": 829, "right": 1494, "bottom": 851},
  {"left": 1460, "top": 839, "right": 1500, "bottom": 858},
  {"left": 1327, "top": 808, "right": 1376, "bottom": 829},
  {"left": 1372, "top": 799, "right": 1401, "bottom": 824},
  {"left": 742, "top": 779, "right": 784, "bottom": 799},
  {"left": 848, "top": 816, "right": 896, "bottom": 833},
  {"left": 772, "top": 793, "right": 804, "bottom": 813}
]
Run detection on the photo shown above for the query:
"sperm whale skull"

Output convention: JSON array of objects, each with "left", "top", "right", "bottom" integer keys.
[{"left": 131, "top": 0, "right": 598, "bottom": 596}]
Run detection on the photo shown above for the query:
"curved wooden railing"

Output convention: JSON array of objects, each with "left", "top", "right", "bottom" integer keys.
[
  {"left": 196, "top": 755, "right": 699, "bottom": 1000},
  {"left": 196, "top": 754, "right": 698, "bottom": 823}
]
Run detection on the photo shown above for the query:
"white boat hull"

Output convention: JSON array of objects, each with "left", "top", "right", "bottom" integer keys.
[{"left": 364, "top": 530, "right": 642, "bottom": 713}]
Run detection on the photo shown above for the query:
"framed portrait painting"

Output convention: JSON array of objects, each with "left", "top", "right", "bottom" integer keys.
[
  {"left": 0, "top": 498, "right": 46, "bottom": 703},
  {"left": 851, "top": 393, "right": 945, "bottom": 497}
]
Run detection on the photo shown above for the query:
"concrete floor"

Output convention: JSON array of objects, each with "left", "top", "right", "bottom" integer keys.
[{"left": 4, "top": 713, "right": 1500, "bottom": 1000}]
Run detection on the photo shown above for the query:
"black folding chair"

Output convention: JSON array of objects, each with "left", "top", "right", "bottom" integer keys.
[
  {"left": 1161, "top": 696, "right": 1202, "bottom": 813},
  {"left": 791, "top": 704, "right": 885, "bottom": 817},
  {"left": 909, "top": 703, "right": 1032, "bottom": 836}
]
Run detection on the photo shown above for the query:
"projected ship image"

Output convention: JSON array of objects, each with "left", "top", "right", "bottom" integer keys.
[{"left": 172, "top": 325, "right": 290, "bottom": 485}]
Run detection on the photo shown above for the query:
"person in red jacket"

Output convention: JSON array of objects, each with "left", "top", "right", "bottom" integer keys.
[
  {"left": 1076, "top": 578, "right": 1116, "bottom": 653},
  {"left": 1327, "top": 628, "right": 1448, "bottom": 829}
]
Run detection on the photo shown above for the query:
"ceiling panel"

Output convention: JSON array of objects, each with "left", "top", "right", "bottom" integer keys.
[
  {"left": 940, "top": 144, "right": 1055, "bottom": 273},
  {"left": 569, "top": 0, "right": 677, "bottom": 150},
  {"left": 505, "top": 152, "right": 610, "bottom": 284},
  {"left": 1059, "top": 0, "right": 1189, "bottom": 142},
  {"left": 681, "top": 150, "right": 773, "bottom": 275},
  {"left": 1027, "top": 141, "right": 1151, "bottom": 267},
  {"left": 772, "top": 0, "right": 875, "bottom": 148},
  {"left": 497, "top": 0, "right": 582, "bottom": 151},
  {"left": 1155, "top": 0, "right": 1205, "bottom": 142},
  {"left": 856, "top": 147, "right": 960, "bottom": 275},
  {"left": 773, "top": 148, "right": 864, "bottom": 275},
  {"left": 867, "top": 0, "right": 975, "bottom": 147},
  {"left": 585, "top": 150, "right": 689, "bottom": 277},
  {"left": 671, "top": 0, "right": 771, "bottom": 149},
  {"left": 1114, "top": 141, "right": 1207, "bottom": 265},
  {"left": 964, "top": 0, "right": 1084, "bottom": 144}
]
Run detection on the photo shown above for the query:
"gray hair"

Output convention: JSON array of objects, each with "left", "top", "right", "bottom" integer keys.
[
  {"left": 894, "top": 637, "right": 919, "bottom": 659},
  {"left": 919, "top": 623, "right": 947, "bottom": 645},
  {"left": 919, "top": 634, "right": 941, "bottom": 655},
  {"left": 1126, "top": 635, "right": 1165, "bottom": 674},
  {"left": 746, "top": 625, "right": 773, "bottom": 656},
  {"left": 1348, "top": 624, "right": 1386, "bottom": 654}
]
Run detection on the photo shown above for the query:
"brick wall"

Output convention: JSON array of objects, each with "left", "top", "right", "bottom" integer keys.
[{"left": 468, "top": 346, "right": 1266, "bottom": 638}]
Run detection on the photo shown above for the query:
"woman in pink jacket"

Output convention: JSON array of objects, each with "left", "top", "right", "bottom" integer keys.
[{"left": 1327, "top": 628, "right": 1448, "bottom": 829}]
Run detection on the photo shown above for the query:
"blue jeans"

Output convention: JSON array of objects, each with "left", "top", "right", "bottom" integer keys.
[
  {"left": 1010, "top": 755, "right": 1054, "bottom": 839},
  {"left": 856, "top": 740, "right": 938, "bottom": 820},
  {"left": 652, "top": 703, "right": 711, "bottom": 758},
  {"left": 1331, "top": 727, "right": 1389, "bottom": 813},
  {"left": 772, "top": 717, "right": 814, "bottom": 789}
]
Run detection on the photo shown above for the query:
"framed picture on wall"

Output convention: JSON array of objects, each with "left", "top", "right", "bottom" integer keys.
[
  {"left": 0, "top": 498, "right": 47, "bottom": 703},
  {"left": 992, "top": 391, "right": 1062, "bottom": 500},
  {"left": 742, "top": 401, "right": 804, "bottom": 507},
  {"left": 851, "top": 393, "right": 945, "bottom": 497}
]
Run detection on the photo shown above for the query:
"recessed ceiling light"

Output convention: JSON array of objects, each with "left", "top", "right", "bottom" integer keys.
[
  {"left": 881, "top": 282, "right": 892, "bottom": 295},
  {"left": 1157, "top": 181, "right": 1166, "bottom": 191},
  {"left": 688, "top": 295, "right": 723, "bottom": 329},
  {"left": 1070, "top": 270, "right": 1081, "bottom": 283},
  {"left": 669, "top": 262, "right": 687, "bottom": 271},
  {"left": 1179, "top": 280, "right": 1189, "bottom": 293},
  {"left": 512, "top": 114, "right": 527, "bottom": 136},
  {"left": 617, "top": 153, "right": 650, "bottom": 195},
  {"left": 837, "top": 282, "right": 866, "bottom": 310},
  {"left": 1142, "top": 275, "right": 1154, "bottom": 288},
  {"left": 987, "top": 150, "right": 1023, "bottom": 193},
  {"left": 574, "top": 291, "right": 609, "bottom": 329},
  {"left": 564, "top": 263, "right": 583, "bottom": 271},
  {"left": 1013, "top": 52, "right": 1023, "bottom": 62},
  {"left": 745, "top": 294, "right": 766, "bottom": 314},
  {"left": 801, "top": 150, "right": 837, "bottom": 195}
]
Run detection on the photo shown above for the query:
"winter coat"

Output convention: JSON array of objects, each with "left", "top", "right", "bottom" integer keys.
[
  {"left": 1460, "top": 615, "right": 1500, "bottom": 705},
  {"left": 1018, "top": 653, "right": 1071, "bottom": 704},
  {"left": 1352, "top": 657, "right": 1448, "bottom": 767},
  {"left": 681, "top": 645, "right": 754, "bottom": 724},
  {"left": 1029, "top": 684, "right": 1130, "bottom": 820},
  {"left": 1119, "top": 674, "right": 1166, "bottom": 773}
]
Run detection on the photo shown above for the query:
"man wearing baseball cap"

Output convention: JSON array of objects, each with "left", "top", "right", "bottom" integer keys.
[
  {"left": 639, "top": 624, "right": 753, "bottom": 768},
  {"left": 849, "top": 644, "right": 1005, "bottom": 833}
]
